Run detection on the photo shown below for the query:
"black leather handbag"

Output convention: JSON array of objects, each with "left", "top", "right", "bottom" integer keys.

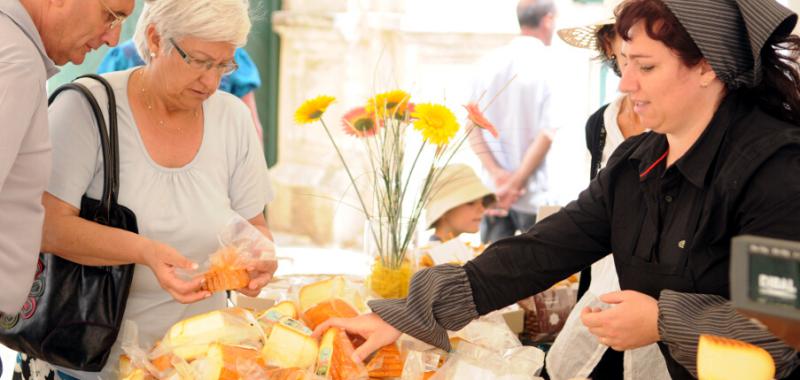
[{"left": 0, "top": 74, "right": 138, "bottom": 371}]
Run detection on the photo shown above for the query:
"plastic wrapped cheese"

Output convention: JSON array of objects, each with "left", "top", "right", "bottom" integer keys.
[
  {"left": 315, "top": 327, "right": 368, "bottom": 380},
  {"left": 302, "top": 298, "right": 359, "bottom": 330},
  {"left": 263, "top": 318, "right": 319, "bottom": 369},
  {"left": 298, "top": 276, "right": 365, "bottom": 315},
  {"left": 156, "top": 307, "right": 264, "bottom": 362},
  {"left": 366, "top": 344, "right": 404, "bottom": 378}
]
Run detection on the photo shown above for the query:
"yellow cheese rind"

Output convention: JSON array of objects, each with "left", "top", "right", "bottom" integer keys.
[
  {"left": 697, "top": 335, "right": 775, "bottom": 380},
  {"left": 263, "top": 321, "right": 319, "bottom": 369}
]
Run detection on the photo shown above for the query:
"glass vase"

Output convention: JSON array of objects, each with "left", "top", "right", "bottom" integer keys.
[{"left": 363, "top": 218, "right": 416, "bottom": 298}]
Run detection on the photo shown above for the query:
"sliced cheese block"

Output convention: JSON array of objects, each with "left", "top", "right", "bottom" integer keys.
[
  {"left": 299, "top": 276, "right": 365, "bottom": 313},
  {"left": 120, "top": 368, "right": 153, "bottom": 380},
  {"left": 299, "top": 277, "right": 346, "bottom": 312},
  {"left": 151, "top": 352, "right": 174, "bottom": 373},
  {"left": 259, "top": 301, "right": 299, "bottom": 325},
  {"left": 161, "top": 308, "right": 261, "bottom": 361},
  {"left": 119, "top": 355, "right": 133, "bottom": 378},
  {"left": 315, "top": 327, "right": 368, "bottom": 380},
  {"left": 266, "top": 301, "right": 299, "bottom": 320},
  {"left": 302, "top": 298, "right": 359, "bottom": 330},
  {"left": 697, "top": 335, "right": 775, "bottom": 380},
  {"left": 263, "top": 320, "right": 319, "bottom": 369},
  {"left": 366, "top": 344, "right": 403, "bottom": 378},
  {"left": 449, "top": 337, "right": 464, "bottom": 351},
  {"left": 258, "top": 301, "right": 300, "bottom": 335},
  {"left": 265, "top": 367, "right": 313, "bottom": 380},
  {"left": 206, "top": 343, "right": 266, "bottom": 380}
]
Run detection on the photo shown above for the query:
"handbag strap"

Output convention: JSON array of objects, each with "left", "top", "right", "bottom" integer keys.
[
  {"left": 48, "top": 75, "right": 118, "bottom": 222},
  {"left": 78, "top": 74, "right": 120, "bottom": 204}
]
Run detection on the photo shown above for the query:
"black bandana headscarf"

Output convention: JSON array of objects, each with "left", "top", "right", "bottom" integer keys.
[{"left": 662, "top": 0, "right": 797, "bottom": 88}]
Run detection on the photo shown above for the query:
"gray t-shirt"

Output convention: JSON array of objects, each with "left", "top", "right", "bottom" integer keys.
[
  {"left": 0, "top": 0, "right": 58, "bottom": 314},
  {"left": 47, "top": 68, "right": 273, "bottom": 378}
]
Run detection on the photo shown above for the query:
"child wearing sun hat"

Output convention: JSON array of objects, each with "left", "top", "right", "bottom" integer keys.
[{"left": 425, "top": 164, "right": 496, "bottom": 243}]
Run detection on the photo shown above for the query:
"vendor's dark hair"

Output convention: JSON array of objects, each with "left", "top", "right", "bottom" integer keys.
[
  {"left": 595, "top": 24, "right": 621, "bottom": 76},
  {"left": 615, "top": 0, "right": 703, "bottom": 67},
  {"left": 755, "top": 33, "right": 800, "bottom": 125},
  {"left": 616, "top": 0, "right": 800, "bottom": 125}
]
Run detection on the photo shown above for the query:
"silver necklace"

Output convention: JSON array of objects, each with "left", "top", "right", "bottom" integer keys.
[{"left": 137, "top": 70, "right": 199, "bottom": 131}]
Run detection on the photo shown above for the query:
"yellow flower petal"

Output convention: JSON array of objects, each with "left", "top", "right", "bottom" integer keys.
[
  {"left": 366, "top": 90, "right": 411, "bottom": 119},
  {"left": 295, "top": 95, "right": 336, "bottom": 124},
  {"left": 411, "top": 103, "right": 459, "bottom": 146}
]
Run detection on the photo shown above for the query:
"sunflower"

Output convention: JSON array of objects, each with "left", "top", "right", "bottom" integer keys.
[
  {"left": 463, "top": 103, "right": 498, "bottom": 138},
  {"left": 341, "top": 107, "right": 379, "bottom": 137},
  {"left": 411, "top": 103, "right": 459, "bottom": 146},
  {"left": 295, "top": 95, "right": 336, "bottom": 124},
  {"left": 365, "top": 90, "right": 411, "bottom": 119}
]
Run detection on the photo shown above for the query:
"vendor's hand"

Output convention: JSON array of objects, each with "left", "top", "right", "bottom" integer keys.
[
  {"left": 312, "top": 313, "right": 402, "bottom": 363},
  {"left": 236, "top": 259, "right": 278, "bottom": 297},
  {"left": 581, "top": 290, "right": 661, "bottom": 351},
  {"left": 143, "top": 241, "right": 209, "bottom": 304}
]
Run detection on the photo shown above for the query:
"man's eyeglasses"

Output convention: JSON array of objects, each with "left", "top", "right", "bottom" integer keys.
[
  {"left": 170, "top": 38, "right": 239, "bottom": 76},
  {"left": 98, "top": 0, "right": 126, "bottom": 31}
]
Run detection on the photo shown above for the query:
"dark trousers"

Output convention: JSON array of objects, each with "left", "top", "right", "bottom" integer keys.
[{"left": 480, "top": 209, "right": 537, "bottom": 244}]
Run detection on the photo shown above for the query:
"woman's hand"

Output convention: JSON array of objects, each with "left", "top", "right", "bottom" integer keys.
[
  {"left": 236, "top": 213, "right": 279, "bottom": 297},
  {"left": 236, "top": 259, "right": 278, "bottom": 297},
  {"left": 312, "top": 313, "right": 402, "bottom": 363},
  {"left": 143, "top": 240, "right": 210, "bottom": 304},
  {"left": 581, "top": 290, "right": 661, "bottom": 351}
]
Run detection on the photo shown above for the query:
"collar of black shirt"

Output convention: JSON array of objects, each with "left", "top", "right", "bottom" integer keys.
[{"left": 628, "top": 91, "right": 749, "bottom": 189}]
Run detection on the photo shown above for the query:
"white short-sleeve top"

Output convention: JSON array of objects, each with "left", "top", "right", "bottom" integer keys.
[{"left": 46, "top": 68, "right": 273, "bottom": 378}]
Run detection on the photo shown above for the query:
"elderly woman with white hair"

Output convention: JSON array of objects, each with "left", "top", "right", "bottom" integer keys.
[{"left": 14, "top": 0, "right": 275, "bottom": 378}]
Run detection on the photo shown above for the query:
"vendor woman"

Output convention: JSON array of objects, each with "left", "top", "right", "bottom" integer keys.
[{"left": 315, "top": 0, "right": 800, "bottom": 378}]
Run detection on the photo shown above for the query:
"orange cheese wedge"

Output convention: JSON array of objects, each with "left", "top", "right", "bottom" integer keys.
[
  {"left": 316, "top": 327, "right": 368, "bottom": 380},
  {"left": 302, "top": 298, "right": 359, "bottom": 330},
  {"left": 207, "top": 343, "right": 266, "bottom": 380},
  {"left": 366, "top": 344, "right": 403, "bottom": 378}
]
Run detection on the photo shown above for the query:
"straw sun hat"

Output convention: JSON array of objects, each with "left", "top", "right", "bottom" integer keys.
[
  {"left": 425, "top": 164, "right": 496, "bottom": 230},
  {"left": 557, "top": 0, "right": 622, "bottom": 50}
]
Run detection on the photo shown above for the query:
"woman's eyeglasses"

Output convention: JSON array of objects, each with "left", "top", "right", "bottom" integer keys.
[{"left": 170, "top": 38, "right": 239, "bottom": 76}]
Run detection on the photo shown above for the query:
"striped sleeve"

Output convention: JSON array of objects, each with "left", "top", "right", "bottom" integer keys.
[
  {"left": 367, "top": 264, "right": 479, "bottom": 351},
  {"left": 658, "top": 290, "right": 800, "bottom": 378}
]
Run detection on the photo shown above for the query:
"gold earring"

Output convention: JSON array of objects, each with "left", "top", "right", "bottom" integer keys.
[
  {"left": 700, "top": 81, "right": 709, "bottom": 88},
  {"left": 149, "top": 52, "right": 156, "bottom": 58}
]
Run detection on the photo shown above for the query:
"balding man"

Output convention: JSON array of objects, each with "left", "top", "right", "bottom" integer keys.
[{"left": 0, "top": 0, "right": 134, "bottom": 317}]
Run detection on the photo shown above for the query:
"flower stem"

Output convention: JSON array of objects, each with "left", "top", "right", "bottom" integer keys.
[{"left": 319, "top": 118, "right": 380, "bottom": 252}]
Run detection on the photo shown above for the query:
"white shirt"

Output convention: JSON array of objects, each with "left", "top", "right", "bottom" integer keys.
[
  {"left": 46, "top": 68, "right": 273, "bottom": 378},
  {"left": 0, "top": 0, "right": 58, "bottom": 314},
  {"left": 546, "top": 96, "right": 669, "bottom": 380},
  {"left": 468, "top": 36, "right": 556, "bottom": 214}
]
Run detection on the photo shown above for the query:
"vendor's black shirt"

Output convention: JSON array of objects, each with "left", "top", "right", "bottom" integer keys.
[{"left": 465, "top": 91, "right": 800, "bottom": 379}]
